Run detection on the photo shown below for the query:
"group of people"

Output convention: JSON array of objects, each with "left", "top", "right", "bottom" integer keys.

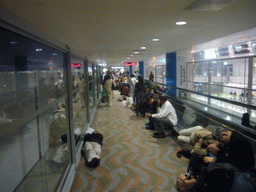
[
  {"left": 82, "top": 70, "right": 255, "bottom": 192},
  {"left": 176, "top": 125, "right": 255, "bottom": 191}
]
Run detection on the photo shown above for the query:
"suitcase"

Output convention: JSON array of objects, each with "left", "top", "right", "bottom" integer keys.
[{"left": 177, "top": 174, "right": 197, "bottom": 192}]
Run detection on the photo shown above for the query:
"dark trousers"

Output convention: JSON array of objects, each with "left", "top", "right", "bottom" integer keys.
[{"left": 148, "top": 117, "right": 174, "bottom": 133}]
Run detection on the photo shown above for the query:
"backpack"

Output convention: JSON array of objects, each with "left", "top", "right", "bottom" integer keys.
[{"left": 122, "top": 86, "right": 129, "bottom": 95}]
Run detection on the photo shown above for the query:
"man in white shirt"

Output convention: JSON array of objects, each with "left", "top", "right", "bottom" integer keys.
[{"left": 145, "top": 95, "right": 177, "bottom": 138}]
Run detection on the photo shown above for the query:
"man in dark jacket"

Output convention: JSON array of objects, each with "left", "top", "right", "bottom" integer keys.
[
  {"left": 216, "top": 129, "right": 255, "bottom": 172},
  {"left": 83, "top": 130, "right": 103, "bottom": 167},
  {"left": 192, "top": 128, "right": 255, "bottom": 191}
]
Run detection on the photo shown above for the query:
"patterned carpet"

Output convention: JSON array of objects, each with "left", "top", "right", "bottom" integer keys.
[{"left": 70, "top": 91, "right": 189, "bottom": 192}]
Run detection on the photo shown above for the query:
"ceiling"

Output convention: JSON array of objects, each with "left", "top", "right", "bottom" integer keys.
[{"left": 1, "top": 0, "right": 256, "bottom": 67}]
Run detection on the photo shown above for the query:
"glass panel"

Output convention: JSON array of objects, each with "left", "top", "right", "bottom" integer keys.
[
  {"left": 16, "top": 101, "right": 69, "bottom": 191},
  {"left": 232, "top": 42, "right": 250, "bottom": 55},
  {"left": 155, "top": 65, "right": 163, "bottom": 83},
  {"left": 71, "top": 57, "right": 87, "bottom": 139},
  {"left": 0, "top": 27, "right": 68, "bottom": 191},
  {"left": 88, "top": 64, "right": 94, "bottom": 110},
  {"left": 252, "top": 40, "right": 256, "bottom": 53}
]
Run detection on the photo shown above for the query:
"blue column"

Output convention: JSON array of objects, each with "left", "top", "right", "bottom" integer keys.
[
  {"left": 139, "top": 61, "right": 144, "bottom": 78},
  {"left": 129, "top": 66, "right": 132, "bottom": 78},
  {"left": 166, "top": 52, "right": 176, "bottom": 98}
]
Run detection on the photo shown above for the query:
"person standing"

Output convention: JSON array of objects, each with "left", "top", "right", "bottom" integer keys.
[
  {"left": 130, "top": 74, "right": 138, "bottom": 101},
  {"left": 135, "top": 75, "right": 146, "bottom": 114},
  {"left": 149, "top": 71, "right": 154, "bottom": 81},
  {"left": 134, "top": 69, "right": 140, "bottom": 80},
  {"left": 103, "top": 71, "right": 114, "bottom": 107}
]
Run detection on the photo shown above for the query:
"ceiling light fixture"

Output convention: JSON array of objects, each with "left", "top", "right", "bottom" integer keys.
[
  {"left": 176, "top": 21, "right": 187, "bottom": 25},
  {"left": 141, "top": 46, "right": 146, "bottom": 49},
  {"left": 130, "top": 55, "right": 133, "bottom": 57},
  {"left": 152, "top": 39, "right": 159, "bottom": 41},
  {"left": 134, "top": 52, "right": 139, "bottom": 54}
]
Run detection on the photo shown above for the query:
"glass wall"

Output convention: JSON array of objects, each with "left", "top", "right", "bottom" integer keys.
[
  {"left": 88, "top": 63, "right": 94, "bottom": 115},
  {"left": 0, "top": 26, "right": 100, "bottom": 191},
  {"left": 71, "top": 56, "right": 87, "bottom": 147},
  {"left": 183, "top": 56, "right": 256, "bottom": 123}
]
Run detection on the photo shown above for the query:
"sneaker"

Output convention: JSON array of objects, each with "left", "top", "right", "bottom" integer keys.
[{"left": 153, "top": 132, "right": 166, "bottom": 138}]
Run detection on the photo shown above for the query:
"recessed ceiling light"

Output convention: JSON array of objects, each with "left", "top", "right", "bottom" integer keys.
[
  {"left": 141, "top": 46, "right": 146, "bottom": 49},
  {"left": 176, "top": 21, "right": 187, "bottom": 25},
  {"left": 134, "top": 52, "right": 139, "bottom": 54},
  {"left": 52, "top": 53, "right": 58, "bottom": 56},
  {"left": 127, "top": 57, "right": 130, "bottom": 59},
  {"left": 36, "top": 48, "right": 43, "bottom": 52},
  {"left": 130, "top": 55, "right": 133, "bottom": 57},
  {"left": 152, "top": 39, "right": 159, "bottom": 41}
]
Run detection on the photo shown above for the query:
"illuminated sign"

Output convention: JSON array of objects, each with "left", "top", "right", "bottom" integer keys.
[
  {"left": 125, "top": 62, "right": 136, "bottom": 66},
  {"left": 71, "top": 63, "right": 81, "bottom": 67}
]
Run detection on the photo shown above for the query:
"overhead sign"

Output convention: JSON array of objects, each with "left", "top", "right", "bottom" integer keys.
[
  {"left": 71, "top": 63, "right": 81, "bottom": 67},
  {"left": 125, "top": 62, "right": 136, "bottom": 66}
]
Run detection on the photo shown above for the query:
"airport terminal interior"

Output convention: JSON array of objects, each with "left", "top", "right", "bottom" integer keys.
[{"left": 1, "top": 0, "right": 256, "bottom": 191}]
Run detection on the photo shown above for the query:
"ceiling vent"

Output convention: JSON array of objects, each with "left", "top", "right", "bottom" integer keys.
[{"left": 185, "top": 0, "right": 236, "bottom": 11}]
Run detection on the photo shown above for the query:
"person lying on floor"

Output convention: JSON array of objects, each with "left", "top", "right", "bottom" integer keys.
[
  {"left": 82, "top": 128, "right": 103, "bottom": 168},
  {"left": 145, "top": 95, "right": 177, "bottom": 138},
  {"left": 190, "top": 128, "right": 255, "bottom": 192},
  {"left": 176, "top": 126, "right": 223, "bottom": 158}
]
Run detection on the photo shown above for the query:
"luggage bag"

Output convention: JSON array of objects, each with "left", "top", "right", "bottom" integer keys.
[{"left": 176, "top": 156, "right": 197, "bottom": 191}]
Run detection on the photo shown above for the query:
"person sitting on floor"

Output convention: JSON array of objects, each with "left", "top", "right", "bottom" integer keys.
[
  {"left": 136, "top": 87, "right": 153, "bottom": 116},
  {"left": 82, "top": 128, "right": 103, "bottom": 168},
  {"left": 145, "top": 95, "right": 177, "bottom": 138},
  {"left": 176, "top": 126, "right": 222, "bottom": 158},
  {"left": 191, "top": 128, "right": 255, "bottom": 191}
]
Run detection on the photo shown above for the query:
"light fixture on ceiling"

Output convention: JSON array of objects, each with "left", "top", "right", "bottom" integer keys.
[
  {"left": 36, "top": 48, "right": 43, "bottom": 52},
  {"left": 176, "top": 21, "right": 187, "bottom": 25},
  {"left": 127, "top": 57, "right": 130, "bottom": 59},
  {"left": 141, "top": 46, "right": 146, "bottom": 49},
  {"left": 130, "top": 55, "right": 133, "bottom": 57},
  {"left": 134, "top": 52, "right": 139, "bottom": 54},
  {"left": 152, "top": 39, "right": 159, "bottom": 41}
]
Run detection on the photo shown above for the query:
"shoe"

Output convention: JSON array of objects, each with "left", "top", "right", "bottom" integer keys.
[
  {"left": 153, "top": 132, "right": 166, "bottom": 138},
  {"left": 88, "top": 158, "right": 98, "bottom": 167},
  {"left": 145, "top": 125, "right": 154, "bottom": 130},
  {"left": 176, "top": 150, "right": 183, "bottom": 158}
]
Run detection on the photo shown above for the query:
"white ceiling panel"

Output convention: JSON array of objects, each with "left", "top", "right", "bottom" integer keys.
[{"left": 0, "top": 0, "right": 256, "bottom": 66}]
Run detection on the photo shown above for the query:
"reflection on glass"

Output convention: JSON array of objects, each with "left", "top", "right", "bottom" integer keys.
[
  {"left": 0, "top": 27, "right": 67, "bottom": 191},
  {"left": 15, "top": 104, "right": 69, "bottom": 191}
]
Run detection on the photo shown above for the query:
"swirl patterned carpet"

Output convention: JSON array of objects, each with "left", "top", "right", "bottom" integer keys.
[{"left": 70, "top": 91, "right": 189, "bottom": 192}]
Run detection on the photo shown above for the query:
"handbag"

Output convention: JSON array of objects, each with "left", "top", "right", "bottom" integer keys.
[{"left": 177, "top": 174, "right": 197, "bottom": 192}]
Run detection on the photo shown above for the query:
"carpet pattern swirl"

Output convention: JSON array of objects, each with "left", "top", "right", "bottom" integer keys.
[{"left": 70, "top": 91, "right": 188, "bottom": 192}]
